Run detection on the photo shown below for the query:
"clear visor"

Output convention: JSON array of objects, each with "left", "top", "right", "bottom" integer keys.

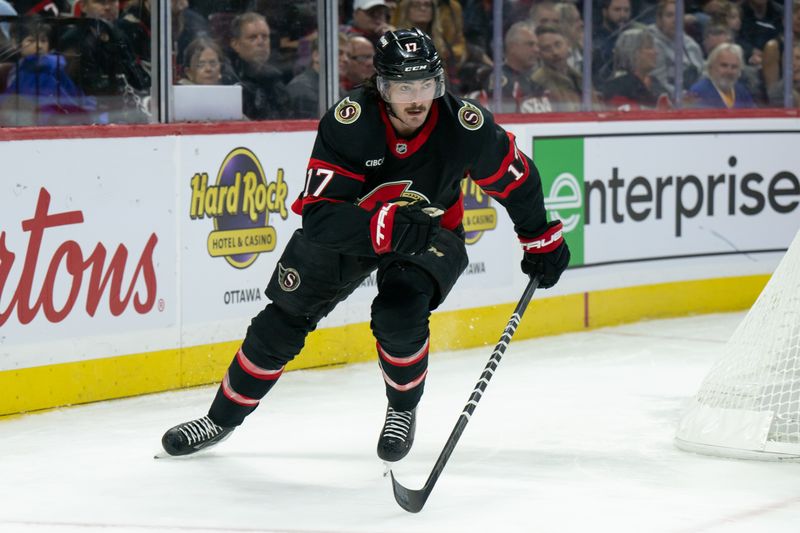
[{"left": 377, "top": 72, "right": 446, "bottom": 103}]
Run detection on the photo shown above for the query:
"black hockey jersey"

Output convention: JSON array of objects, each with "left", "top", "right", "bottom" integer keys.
[{"left": 291, "top": 88, "right": 549, "bottom": 256}]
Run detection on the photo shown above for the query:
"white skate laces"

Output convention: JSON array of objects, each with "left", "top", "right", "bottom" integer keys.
[
  {"left": 383, "top": 407, "right": 414, "bottom": 441},
  {"left": 178, "top": 416, "right": 224, "bottom": 445}
]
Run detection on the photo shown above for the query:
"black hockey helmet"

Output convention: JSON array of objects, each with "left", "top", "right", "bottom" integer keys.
[{"left": 374, "top": 28, "right": 446, "bottom": 103}]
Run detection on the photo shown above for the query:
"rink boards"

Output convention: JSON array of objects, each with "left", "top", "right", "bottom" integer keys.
[{"left": 1, "top": 114, "right": 798, "bottom": 416}]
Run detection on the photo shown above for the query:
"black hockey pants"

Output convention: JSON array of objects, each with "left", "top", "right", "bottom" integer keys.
[{"left": 208, "top": 228, "right": 468, "bottom": 427}]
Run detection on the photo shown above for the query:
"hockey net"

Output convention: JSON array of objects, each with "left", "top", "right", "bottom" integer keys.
[{"left": 675, "top": 228, "right": 800, "bottom": 460}]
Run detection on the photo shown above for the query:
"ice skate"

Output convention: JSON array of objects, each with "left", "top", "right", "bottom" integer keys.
[
  {"left": 160, "top": 415, "right": 235, "bottom": 457},
  {"left": 377, "top": 406, "right": 416, "bottom": 462}
]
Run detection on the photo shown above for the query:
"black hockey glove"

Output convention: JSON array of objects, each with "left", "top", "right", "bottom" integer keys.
[
  {"left": 369, "top": 202, "right": 442, "bottom": 256},
  {"left": 519, "top": 220, "right": 570, "bottom": 289}
]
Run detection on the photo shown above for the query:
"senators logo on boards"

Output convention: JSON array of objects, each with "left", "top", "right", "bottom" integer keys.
[
  {"left": 190, "top": 147, "right": 289, "bottom": 269},
  {"left": 0, "top": 188, "right": 158, "bottom": 326}
]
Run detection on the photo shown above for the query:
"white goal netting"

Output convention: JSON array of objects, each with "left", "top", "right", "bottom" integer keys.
[{"left": 675, "top": 229, "right": 800, "bottom": 460}]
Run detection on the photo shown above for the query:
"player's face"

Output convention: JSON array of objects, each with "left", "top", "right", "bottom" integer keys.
[
  {"left": 386, "top": 80, "right": 435, "bottom": 129},
  {"left": 384, "top": 78, "right": 439, "bottom": 104}
]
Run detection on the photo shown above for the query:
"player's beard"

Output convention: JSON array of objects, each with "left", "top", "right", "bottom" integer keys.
[{"left": 401, "top": 104, "right": 428, "bottom": 123}]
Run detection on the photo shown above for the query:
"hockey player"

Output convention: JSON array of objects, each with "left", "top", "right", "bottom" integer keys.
[{"left": 161, "top": 28, "right": 570, "bottom": 462}]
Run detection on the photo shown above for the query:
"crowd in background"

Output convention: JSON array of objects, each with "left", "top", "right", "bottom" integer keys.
[{"left": 0, "top": 0, "right": 797, "bottom": 125}]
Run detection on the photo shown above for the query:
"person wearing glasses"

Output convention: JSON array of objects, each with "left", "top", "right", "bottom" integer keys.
[
  {"left": 224, "top": 11, "right": 289, "bottom": 120},
  {"left": 178, "top": 37, "right": 224, "bottom": 85},
  {"left": 342, "top": 34, "right": 376, "bottom": 92}
]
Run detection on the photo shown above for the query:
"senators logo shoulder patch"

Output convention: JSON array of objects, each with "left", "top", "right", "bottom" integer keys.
[
  {"left": 334, "top": 97, "right": 361, "bottom": 125},
  {"left": 457, "top": 101, "right": 484, "bottom": 131}
]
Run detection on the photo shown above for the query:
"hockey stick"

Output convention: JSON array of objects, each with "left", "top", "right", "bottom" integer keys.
[{"left": 389, "top": 275, "right": 542, "bottom": 513}]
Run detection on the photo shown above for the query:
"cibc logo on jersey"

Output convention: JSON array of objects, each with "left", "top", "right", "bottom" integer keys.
[{"left": 189, "top": 147, "right": 289, "bottom": 269}]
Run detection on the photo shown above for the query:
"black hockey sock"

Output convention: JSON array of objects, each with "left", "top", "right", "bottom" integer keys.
[
  {"left": 377, "top": 338, "right": 429, "bottom": 411},
  {"left": 208, "top": 347, "right": 284, "bottom": 427}
]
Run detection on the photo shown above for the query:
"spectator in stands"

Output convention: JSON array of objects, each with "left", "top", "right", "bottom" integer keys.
[
  {"left": 556, "top": 1, "right": 585, "bottom": 71},
  {"left": 172, "top": 0, "right": 209, "bottom": 75},
  {"left": 719, "top": 1, "right": 757, "bottom": 66},
  {"left": 703, "top": 20, "right": 763, "bottom": 101},
  {"left": 529, "top": 1, "right": 561, "bottom": 29},
  {"left": 1, "top": 18, "right": 93, "bottom": 124},
  {"left": 456, "top": 41, "right": 493, "bottom": 102},
  {"left": 495, "top": 20, "right": 551, "bottom": 113},
  {"left": 178, "top": 37, "right": 224, "bottom": 85},
  {"left": 12, "top": 0, "right": 70, "bottom": 17},
  {"left": 532, "top": 25, "right": 595, "bottom": 111},
  {"left": 247, "top": 0, "right": 318, "bottom": 85},
  {"left": 761, "top": 0, "right": 800, "bottom": 100},
  {"left": 593, "top": 0, "right": 634, "bottom": 82},
  {"left": 118, "top": 0, "right": 151, "bottom": 74},
  {"left": 393, "top": 0, "right": 462, "bottom": 81},
  {"left": 601, "top": 27, "right": 669, "bottom": 109},
  {"left": 462, "top": 0, "right": 513, "bottom": 56},
  {"left": 224, "top": 12, "right": 289, "bottom": 120},
  {"left": 702, "top": 22, "right": 733, "bottom": 56},
  {"left": 740, "top": 0, "right": 783, "bottom": 53},
  {"left": 80, "top": 0, "right": 119, "bottom": 22},
  {"left": 648, "top": 0, "right": 704, "bottom": 95},
  {"left": 392, "top": 0, "right": 466, "bottom": 67},
  {"left": 342, "top": 34, "right": 375, "bottom": 92},
  {"left": 684, "top": 0, "right": 728, "bottom": 44},
  {"left": 687, "top": 42, "right": 755, "bottom": 108},
  {"left": 346, "top": 0, "right": 395, "bottom": 47},
  {"left": 766, "top": 42, "right": 800, "bottom": 107},
  {"left": 286, "top": 38, "right": 320, "bottom": 118},
  {"left": 58, "top": 0, "right": 150, "bottom": 123},
  {"left": 434, "top": 0, "right": 467, "bottom": 73}
]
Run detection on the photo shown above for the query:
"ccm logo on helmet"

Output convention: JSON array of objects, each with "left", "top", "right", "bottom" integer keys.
[{"left": 404, "top": 65, "right": 427, "bottom": 71}]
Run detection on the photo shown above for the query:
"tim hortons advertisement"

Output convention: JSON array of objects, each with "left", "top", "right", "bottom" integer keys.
[
  {"left": 532, "top": 131, "right": 800, "bottom": 268},
  {"left": 0, "top": 137, "right": 178, "bottom": 368}
]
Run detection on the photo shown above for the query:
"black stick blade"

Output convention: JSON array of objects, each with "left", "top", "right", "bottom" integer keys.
[{"left": 390, "top": 471, "right": 430, "bottom": 513}]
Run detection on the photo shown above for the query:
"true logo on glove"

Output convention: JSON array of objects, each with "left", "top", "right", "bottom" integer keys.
[
  {"left": 519, "top": 222, "right": 564, "bottom": 254},
  {"left": 375, "top": 204, "right": 393, "bottom": 246}
]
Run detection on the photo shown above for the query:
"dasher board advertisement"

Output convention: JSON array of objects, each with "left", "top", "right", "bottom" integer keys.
[
  {"left": 533, "top": 131, "right": 800, "bottom": 271},
  {"left": 0, "top": 137, "right": 179, "bottom": 370}
]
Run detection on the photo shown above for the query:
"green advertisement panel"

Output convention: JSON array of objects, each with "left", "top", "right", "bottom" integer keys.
[{"left": 532, "top": 137, "right": 585, "bottom": 266}]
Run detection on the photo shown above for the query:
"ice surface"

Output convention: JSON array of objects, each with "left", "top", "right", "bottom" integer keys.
[{"left": 2, "top": 312, "right": 799, "bottom": 533}]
